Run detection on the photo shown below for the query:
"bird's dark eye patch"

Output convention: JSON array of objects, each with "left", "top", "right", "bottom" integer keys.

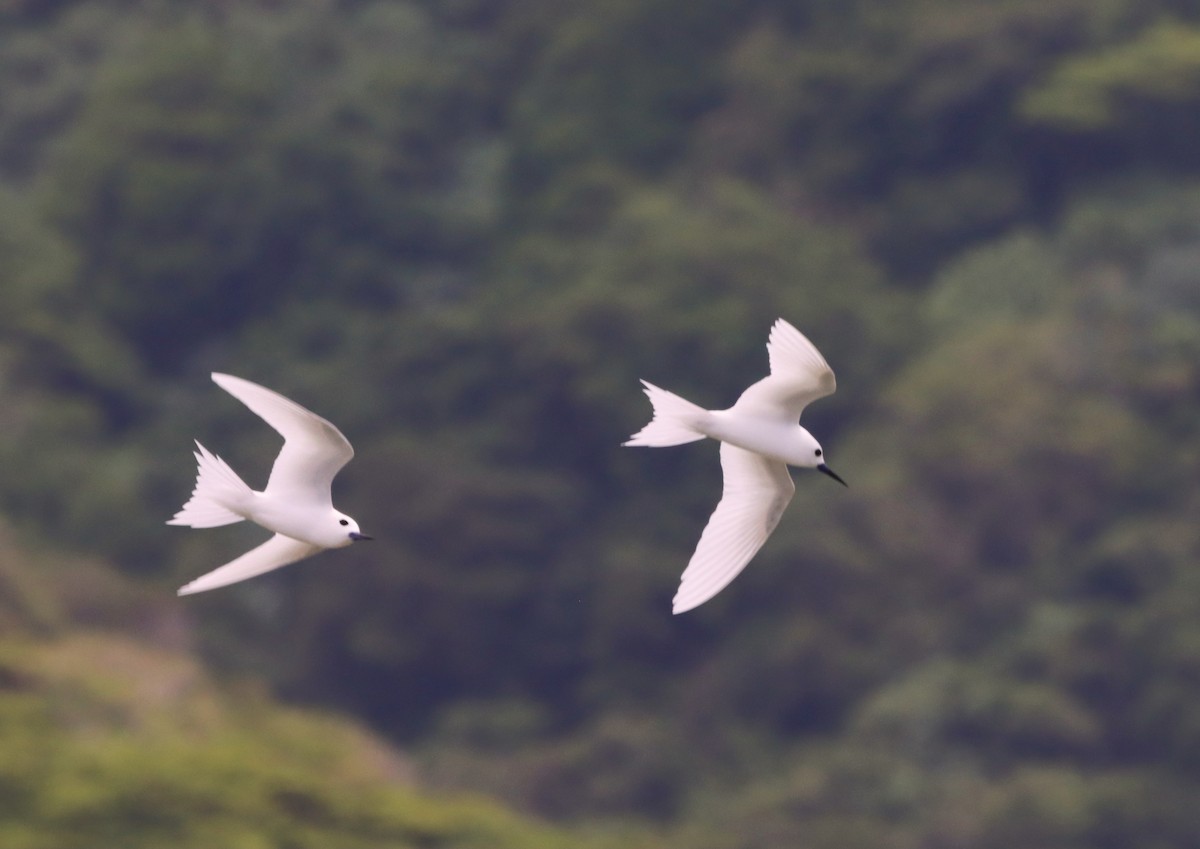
[
  {"left": 339, "top": 519, "right": 349, "bottom": 526},
  {"left": 814, "top": 449, "right": 823, "bottom": 457}
]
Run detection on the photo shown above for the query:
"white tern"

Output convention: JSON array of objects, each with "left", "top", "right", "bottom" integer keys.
[
  {"left": 625, "top": 318, "right": 845, "bottom": 614},
  {"left": 169, "top": 373, "right": 371, "bottom": 596}
]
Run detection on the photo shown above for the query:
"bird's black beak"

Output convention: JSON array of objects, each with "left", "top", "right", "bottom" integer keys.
[
  {"left": 817, "top": 464, "right": 847, "bottom": 487},
  {"left": 349, "top": 532, "right": 373, "bottom": 541}
]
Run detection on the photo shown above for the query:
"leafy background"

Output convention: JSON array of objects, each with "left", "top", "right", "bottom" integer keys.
[{"left": 4, "top": 0, "right": 1200, "bottom": 846}]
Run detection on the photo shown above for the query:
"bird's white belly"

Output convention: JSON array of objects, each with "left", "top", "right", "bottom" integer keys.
[
  {"left": 704, "top": 413, "right": 807, "bottom": 467},
  {"left": 247, "top": 495, "right": 325, "bottom": 544}
]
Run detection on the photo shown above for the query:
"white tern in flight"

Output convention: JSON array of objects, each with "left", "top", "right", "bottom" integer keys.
[
  {"left": 625, "top": 319, "right": 845, "bottom": 614},
  {"left": 169, "top": 373, "right": 371, "bottom": 596}
]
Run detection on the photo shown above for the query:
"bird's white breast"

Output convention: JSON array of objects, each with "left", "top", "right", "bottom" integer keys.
[
  {"left": 704, "top": 411, "right": 817, "bottom": 468},
  {"left": 246, "top": 494, "right": 346, "bottom": 549}
]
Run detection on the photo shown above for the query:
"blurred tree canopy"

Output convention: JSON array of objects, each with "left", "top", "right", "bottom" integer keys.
[
  {"left": 0, "top": 534, "right": 651, "bottom": 849},
  {"left": 6, "top": 0, "right": 1200, "bottom": 846}
]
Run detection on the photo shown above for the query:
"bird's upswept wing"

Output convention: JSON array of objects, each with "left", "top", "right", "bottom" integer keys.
[
  {"left": 672, "top": 442, "right": 795, "bottom": 614},
  {"left": 211, "top": 373, "right": 353, "bottom": 503},
  {"left": 177, "top": 533, "right": 321, "bottom": 596},
  {"left": 729, "top": 319, "right": 836, "bottom": 422}
]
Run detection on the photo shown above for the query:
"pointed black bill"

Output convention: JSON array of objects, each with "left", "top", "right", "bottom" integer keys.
[
  {"left": 817, "top": 463, "right": 847, "bottom": 487},
  {"left": 349, "top": 532, "right": 373, "bottom": 541}
]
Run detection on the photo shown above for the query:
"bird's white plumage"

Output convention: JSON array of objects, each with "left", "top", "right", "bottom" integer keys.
[
  {"left": 166, "top": 441, "right": 252, "bottom": 528},
  {"left": 211, "top": 373, "right": 353, "bottom": 502},
  {"left": 177, "top": 534, "right": 321, "bottom": 596},
  {"left": 169, "top": 373, "right": 367, "bottom": 596},
  {"left": 624, "top": 381, "right": 709, "bottom": 447},
  {"left": 625, "top": 318, "right": 842, "bottom": 614},
  {"left": 729, "top": 319, "right": 836, "bottom": 422},
  {"left": 672, "top": 443, "right": 794, "bottom": 614}
]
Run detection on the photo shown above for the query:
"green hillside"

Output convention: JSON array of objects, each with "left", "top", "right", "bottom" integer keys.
[
  {"left": 5, "top": 1, "right": 1200, "bottom": 846},
  {"left": 0, "top": 527, "right": 657, "bottom": 848}
]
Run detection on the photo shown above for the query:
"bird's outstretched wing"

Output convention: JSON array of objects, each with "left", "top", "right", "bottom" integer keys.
[
  {"left": 729, "top": 319, "right": 836, "bottom": 422},
  {"left": 673, "top": 442, "right": 795, "bottom": 614},
  {"left": 212, "top": 373, "right": 353, "bottom": 502},
  {"left": 177, "top": 533, "right": 321, "bottom": 596}
]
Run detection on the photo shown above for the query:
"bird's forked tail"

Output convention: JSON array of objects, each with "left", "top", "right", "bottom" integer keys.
[
  {"left": 166, "top": 441, "right": 253, "bottom": 528},
  {"left": 624, "top": 381, "right": 709, "bottom": 447}
]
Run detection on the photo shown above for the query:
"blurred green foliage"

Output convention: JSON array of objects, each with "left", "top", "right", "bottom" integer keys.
[
  {"left": 0, "top": 532, "right": 653, "bottom": 848},
  {"left": 5, "top": 0, "right": 1200, "bottom": 846},
  {"left": 1022, "top": 21, "right": 1200, "bottom": 130}
]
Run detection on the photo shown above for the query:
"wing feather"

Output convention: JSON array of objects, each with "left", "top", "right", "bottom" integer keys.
[
  {"left": 177, "top": 533, "right": 321, "bottom": 596},
  {"left": 672, "top": 443, "right": 794, "bottom": 614},
  {"left": 729, "top": 319, "right": 835, "bottom": 422},
  {"left": 212, "top": 373, "right": 353, "bottom": 502}
]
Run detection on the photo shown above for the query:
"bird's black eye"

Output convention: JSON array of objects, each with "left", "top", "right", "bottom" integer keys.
[
  {"left": 339, "top": 519, "right": 349, "bottom": 526},
  {"left": 814, "top": 449, "right": 823, "bottom": 457}
]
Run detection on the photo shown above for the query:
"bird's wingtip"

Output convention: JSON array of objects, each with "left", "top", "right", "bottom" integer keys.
[
  {"left": 177, "top": 578, "right": 213, "bottom": 596},
  {"left": 671, "top": 596, "right": 698, "bottom": 615},
  {"left": 210, "top": 372, "right": 247, "bottom": 390}
]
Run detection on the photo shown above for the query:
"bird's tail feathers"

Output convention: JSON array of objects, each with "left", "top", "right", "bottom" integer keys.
[
  {"left": 624, "top": 381, "right": 708, "bottom": 447},
  {"left": 166, "top": 441, "right": 253, "bottom": 528}
]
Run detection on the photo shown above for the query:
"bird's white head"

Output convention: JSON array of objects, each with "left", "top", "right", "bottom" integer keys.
[
  {"left": 321, "top": 510, "right": 373, "bottom": 548},
  {"left": 796, "top": 429, "right": 847, "bottom": 487}
]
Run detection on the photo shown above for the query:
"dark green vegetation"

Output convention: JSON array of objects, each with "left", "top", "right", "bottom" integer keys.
[
  {"left": 5, "top": 0, "right": 1200, "bottom": 845},
  {"left": 0, "top": 532, "right": 643, "bottom": 849}
]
